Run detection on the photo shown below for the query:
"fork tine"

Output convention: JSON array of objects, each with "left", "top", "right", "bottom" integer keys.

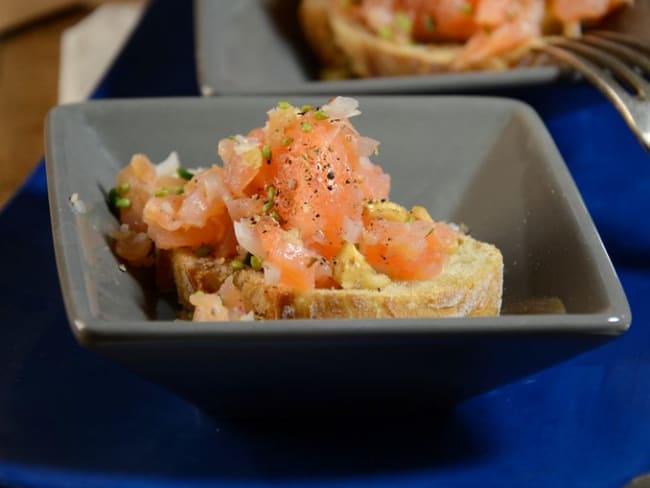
[
  {"left": 547, "top": 37, "right": 649, "bottom": 98},
  {"left": 587, "top": 30, "right": 650, "bottom": 56},
  {"left": 536, "top": 42, "right": 650, "bottom": 151},
  {"left": 581, "top": 34, "right": 650, "bottom": 76},
  {"left": 538, "top": 43, "right": 633, "bottom": 103}
]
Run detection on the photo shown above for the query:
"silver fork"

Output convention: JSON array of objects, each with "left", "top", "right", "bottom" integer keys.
[{"left": 534, "top": 30, "right": 650, "bottom": 151}]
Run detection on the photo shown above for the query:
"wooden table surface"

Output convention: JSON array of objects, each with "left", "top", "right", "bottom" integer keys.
[
  {"left": 0, "top": 6, "right": 91, "bottom": 209},
  {"left": 0, "top": 1, "right": 142, "bottom": 210}
]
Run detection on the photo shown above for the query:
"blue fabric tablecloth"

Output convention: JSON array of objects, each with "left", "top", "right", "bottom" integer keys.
[{"left": 0, "top": 1, "right": 648, "bottom": 487}]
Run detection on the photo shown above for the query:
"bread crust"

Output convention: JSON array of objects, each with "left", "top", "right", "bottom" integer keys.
[
  {"left": 299, "top": 0, "right": 351, "bottom": 75},
  {"left": 172, "top": 233, "right": 503, "bottom": 320}
]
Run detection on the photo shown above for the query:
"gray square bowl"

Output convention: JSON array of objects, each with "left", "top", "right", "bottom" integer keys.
[
  {"left": 195, "top": 0, "right": 560, "bottom": 96},
  {"left": 46, "top": 96, "right": 630, "bottom": 416}
]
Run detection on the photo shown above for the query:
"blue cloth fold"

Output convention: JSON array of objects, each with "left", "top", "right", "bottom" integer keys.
[
  {"left": 514, "top": 84, "right": 650, "bottom": 265},
  {"left": 92, "top": 0, "right": 199, "bottom": 99}
]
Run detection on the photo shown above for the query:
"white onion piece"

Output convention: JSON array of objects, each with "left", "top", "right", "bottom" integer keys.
[
  {"left": 234, "top": 219, "right": 265, "bottom": 258},
  {"left": 134, "top": 232, "right": 149, "bottom": 243},
  {"left": 201, "top": 169, "right": 229, "bottom": 201},
  {"left": 234, "top": 135, "right": 259, "bottom": 156},
  {"left": 322, "top": 97, "right": 361, "bottom": 119},
  {"left": 410, "top": 239, "right": 426, "bottom": 255},
  {"left": 282, "top": 235, "right": 310, "bottom": 260},
  {"left": 311, "top": 229, "right": 327, "bottom": 244},
  {"left": 239, "top": 311, "right": 255, "bottom": 321},
  {"left": 156, "top": 151, "right": 180, "bottom": 177},
  {"left": 357, "top": 137, "right": 380, "bottom": 158},
  {"left": 187, "top": 166, "right": 207, "bottom": 175},
  {"left": 217, "top": 138, "right": 234, "bottom": 161},
  {"left": 160, "top": 200, "right": 174, "bottom": 215},
  {"left": 365, "top": 3, "right": 393, "bottom": 32},
  {"left": 318, "top": 124, "right": 343, "bottom": 152},
  {"left": 151, "top": 199, "right": 183, "bottom": 231},
  {"left": 108, "top": 223, "right": 129, "bottom": 240},
  {"left": 178, "top": 190, "right": 208, "bottom": 227},
  {"left": 342, "top": 216, "right": 362, "bottom": 243},
  {"left": 363, "top": 229, "right": 378, "bottom": 245},
  {"left": 263, "top": 262, "right": 281, "bottom": 285},
  {"left": 72, "top": 199, "right": 87, "bottom": 214},
  {"left": 358, "top": 156, "right": 374, "bottom": 169},
  {"left": 314, "top": 258, "right": 332, "bottom": 285}
]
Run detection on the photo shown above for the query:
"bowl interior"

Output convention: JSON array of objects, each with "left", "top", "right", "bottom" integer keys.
[{"left": 47, "top": 96, "right": 622, "bottom": 326}]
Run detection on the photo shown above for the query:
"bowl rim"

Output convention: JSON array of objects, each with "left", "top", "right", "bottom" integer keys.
[
  {"left": 45, "top": 95, "right": 632, "bottom": 346},
  {"left": 193, "top": 0, "right": 561, "bottom": 96}
]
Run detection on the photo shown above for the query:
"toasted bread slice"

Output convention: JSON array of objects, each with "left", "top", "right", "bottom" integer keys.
[
  {"left": 300, "top": 0, "right": 461, "bottom": 77},
  {"left": 171, "top": 233, "right": 503, "bottom": 320},
  {"left": 298, "top": 0, "right": 540, "bottom": 77}
]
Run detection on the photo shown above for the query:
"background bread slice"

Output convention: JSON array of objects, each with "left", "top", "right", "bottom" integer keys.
[
  {"left": 299, "top": 0, "right": 540, "bottom": 77},
  {"left": 300, "top": 0, "right": 473, "bottom": 77},
  {"left": 298, "top": 0, "right": 352, "bottom": 77},
  {"left": 172, "top": 233, "right": 503, "bottom": 320}
]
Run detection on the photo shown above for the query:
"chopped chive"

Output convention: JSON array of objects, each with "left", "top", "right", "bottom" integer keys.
[
  {"left": 176, "top": 187, "right": 184, "bottom": 195},
  {"left": 424, "top": 15, "right": 435, "bottom": 31},
  {"left": 154, "top": 188, "right": 169, "bottom": 197},
  {"left": 177, "top": 167, "right": 194, "bottom": 180},
  {"left": 262, "top": 200, "right": 273, "bottom": 214},
  {"left": 460, "top": 2, "right": 472, "bottom": 14},
  {"left": 250, "top": 255, "right": 263, "bottom": 271},
  {"left": 115, "top": 197, "right": 131, "bottom": 208},
  {"left": 270, "top": 209, "right": 281, "bottom": 222},
  {"left": 262, "top": 144, "right": 272, "bottom": 161},
  {"left": 277, "top": 101, "right": 291, "bottom": 109},
  {"left": 406, "top": 215, "right": 416, "bottom": 223},
  {"left": 282, "top": 136, "right": 294, "bottom": 146},
  {"left": 117, "top": 182, "right": 130, "bottom": 195},
  {"left": 267, "top": 185, "right": 276, "bottom": 202},
  {"left": 314, "top": 110, "right": 328, "bottom": 120},
  {"left": 301, "top": 121, "right": 312, "bottom": 132},
  {"left": 394, "top": 12, "right": 412, "bottom": 32},
  {"left": 300, "top": 104, "right": 313, "bottom": 112},
  {"left": 195, "top": 246, "right": 212, "bottom": 257},
  {"left": 108, "top": 187, "right": 119, "bottom": 205},
  {"left": 230, "top": 259, "right": 244, "bottom": 270},
  {"left": 379, "top": 25, "right": 392, "bottom": 39},
  {"left": 228, "top": 134, "right": 237, "bottom": 140},
  {"left": 425, "top": 226, "right": 435, "bottom": 237}
]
